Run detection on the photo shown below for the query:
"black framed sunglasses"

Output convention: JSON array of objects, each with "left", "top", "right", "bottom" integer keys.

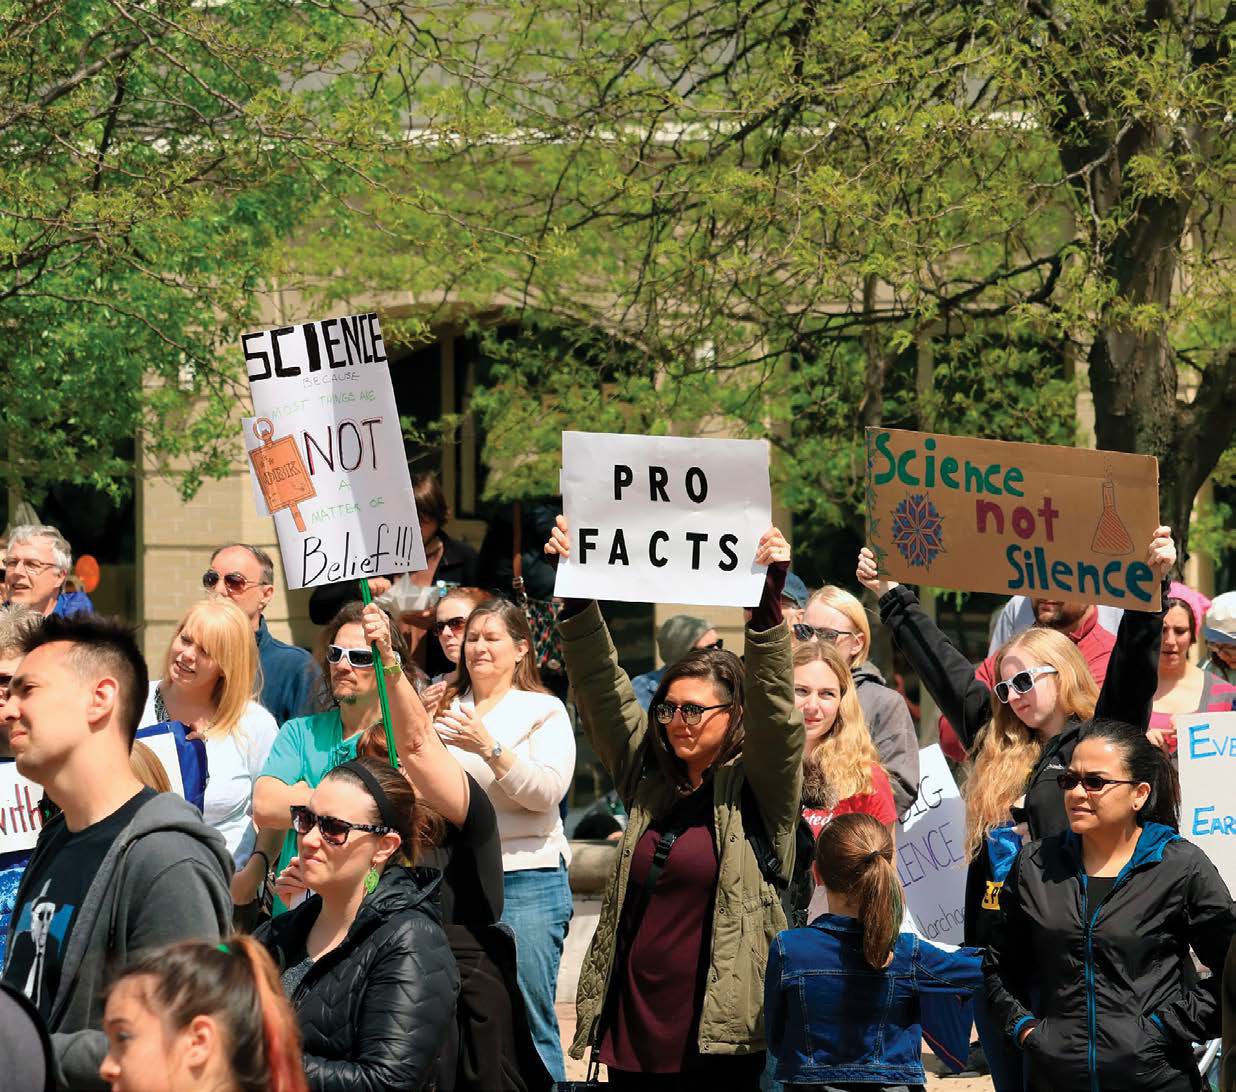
[
  {"left": 700, "top": 639, "right": 724, "bottom": 651},
  {"left": 652, "top": 701, "right": 731, "bottom": 727},
  {"left": 432, "top": 615, "right": 468, "bottom": 636},
  {"left": 327, "top": 645, "right": 376, "bottom": 669},
  {"left": 202, "top": 569, "right": 265, "bottom": 593},
  {"left": 993, "top": 666, "right": 1058, "bottom": 703},
  {"left": 289, "top": 805, "right": 391, "bottom": 846},
  {"left": 1056, "top": 773, "right": 1139, "bottom": 794},
  {"left": 792, "top": 623, "right": 858, "bottom": 644}
]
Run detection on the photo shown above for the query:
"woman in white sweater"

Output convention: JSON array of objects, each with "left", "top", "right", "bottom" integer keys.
[
  {"left": 138, "top": 598, "right": 281, "bottom": 914},
  {"left": 434, "top": 597, "right": 576, "bottom": 1083}
]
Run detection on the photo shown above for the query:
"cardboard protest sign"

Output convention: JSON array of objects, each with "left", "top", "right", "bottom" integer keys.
[
  {"left": 0, "top": 762, "right": 43, "bottom": 854},
  {"left": 895, "top": 745, "right": 968, "bottom": 947},
  {"left": 241, "top": 313, "right": 426, "bottom": 589},
  {"left": 554, "top": 431, "right": 771, "bottom": 607},
  {"left": 865, "top": 428, "right": 1161, "bottom": 610},
  {"left": 1179, "top": 711, "right": 1236, "bottom": 889}
]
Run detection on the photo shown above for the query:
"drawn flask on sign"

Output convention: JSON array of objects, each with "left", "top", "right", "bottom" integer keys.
[
  {"left": 248, "top": 417, "right": 317, "bottom": 532},
  {"left": 1091, "top": 473, "right": 1135, "bottom": 556}
]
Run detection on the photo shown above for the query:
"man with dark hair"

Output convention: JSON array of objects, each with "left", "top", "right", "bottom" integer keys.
[
  {"left": 1, "top": 614, "right": 232, "bottom": 1089},
  {"left": 205, "top": 542, "right": 318, "bottom": 725}
]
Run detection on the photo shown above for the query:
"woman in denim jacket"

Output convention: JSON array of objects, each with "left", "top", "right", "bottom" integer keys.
[{"left": 765, "top": 814, "right": 982, "bottom": 1091}]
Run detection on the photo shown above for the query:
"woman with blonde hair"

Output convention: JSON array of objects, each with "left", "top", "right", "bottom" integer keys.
[
  {"left": 139, "top": 598, "right": 281, "bottom": 907},
  {"left": 857, "top": 529, "right": 1175, "bottom": 1091},
  {"left": 800, "top": 585, "right": 919, "bottom": 815}
]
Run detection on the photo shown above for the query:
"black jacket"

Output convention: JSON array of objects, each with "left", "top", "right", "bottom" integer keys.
[
  {"left": 257, "top": 866, "right": 460, "bottom": 1092},
  {"left": 878, "top": 583, "right": 1165, "bottom": 946},
  {"left": 984, "top": 824, "right": 1236, "bottom": 1092}
]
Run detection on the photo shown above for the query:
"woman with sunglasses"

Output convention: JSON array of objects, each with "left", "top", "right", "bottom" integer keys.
[
  {"left": 543, "top": 517, "right": 801, "bottom": 1090},
  {"left": 138, "top": 598, "right": 283, "bottom": 912},
  {"left": 858, "top": 528, "right": 1175, "bottom": 1091},
  {"left": 799, "top": 586, "right": 919, "bottom": 816},
  {"left": 985, "top": 719, "right": 1236, "bottom": 1091},
  {"left": 420, "top": 587, "right": 491, "bottom": 714},
  {"left": 256, "top": 755, "right": 458, "bottom": 1091},
  {"left": 431, "top": 596, "right": 576, "bottom": 1083}
]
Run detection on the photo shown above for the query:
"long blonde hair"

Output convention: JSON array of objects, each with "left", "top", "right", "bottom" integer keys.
[
  {"left": 164, "top": 599, "right": 261, "bottom": 738},
  {"left": 805, "top": 586, "right": 871, "bottom": 668},
  {"left": 963, "top": 626, "right": 1099, "bottom": 858},
  {"left": 793, "top": 641, "right": 881, "bottom": 799}
]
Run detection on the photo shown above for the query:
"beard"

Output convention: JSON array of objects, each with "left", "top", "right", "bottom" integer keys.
[{"left": 801, "top": 758, "right": 839, "bottom": 810}]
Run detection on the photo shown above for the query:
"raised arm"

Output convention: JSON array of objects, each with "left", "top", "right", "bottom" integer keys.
[
  {"left": 741, "top": 529, "right": 805, "bottom": 878},
  {"left": 1095, "top": 527, "right": 1174, "bottom": 733},
  {"left": 857, "top": 547, "right": 994, "bottom": 749},
  {"left": 361, "top": 604, "right": 469, "bottom": 826}
]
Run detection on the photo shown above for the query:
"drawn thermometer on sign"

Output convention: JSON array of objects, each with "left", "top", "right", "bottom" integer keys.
[{"left": 248, "top": 416, "right": 317, "bottom": 532}]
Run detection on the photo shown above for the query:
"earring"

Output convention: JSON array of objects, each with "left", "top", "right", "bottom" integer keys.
[{"left": 363, "top": 865, "right": 380, "bottom": 895}]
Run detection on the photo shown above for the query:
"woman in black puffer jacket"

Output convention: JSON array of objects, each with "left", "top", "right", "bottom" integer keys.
[
  {"left": 257, "top": 756, "right": 459, "bottom": 1091},
  {"left": 984, "top": 719, "right": 1236, "bottom": 1092}
]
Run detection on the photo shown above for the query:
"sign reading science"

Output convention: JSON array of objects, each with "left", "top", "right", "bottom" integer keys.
[
  {"left": 865, "top": 427, "right": 1161, "bottom": 610},
  {"left": 241, "top": 313, "right": 426, "bottom": 590}
]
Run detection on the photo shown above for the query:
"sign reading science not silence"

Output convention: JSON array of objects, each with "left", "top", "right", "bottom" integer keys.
[
  {"left": 865, "top": 427, "right": 1161, "bottom": 610},
  {"left": 554, "top": 431, "right": 771, "bottom": 607}
]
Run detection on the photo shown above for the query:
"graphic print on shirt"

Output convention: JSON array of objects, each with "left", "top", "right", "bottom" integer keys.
[{"left": 7, "top": 879, "right": 74, "bottom": 1011}]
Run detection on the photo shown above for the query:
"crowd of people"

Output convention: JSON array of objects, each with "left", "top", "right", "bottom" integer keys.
[{"left": 2, "top": 490, "right": 1236, "bottom": 1092}]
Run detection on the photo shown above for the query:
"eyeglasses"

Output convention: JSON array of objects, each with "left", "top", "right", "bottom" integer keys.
[
  {"left": 1056, "top": 773, "right": 1139, "bottom": 794},
  {"left": 700, "top": 639, "right": 724, "bottom": 651},
  {"left": 993, "top": 666, "right": 1058, "bottom": 703},
  {"left": 327, "top": 645, "right": 376, "bottom": 669},
  {"left": 792, "top": 624, "right": 858, "bottom": 644},
  {"left": 652, "top": 701, "right": 731, "bottom": 727},
  {"left": 289, "top": 805, "right": 391, "bottom": 847},
  {"left": 4, "top": 556, "right": 56, "bottom": 576},
  {"left": 432, "top": 616, "right": 468, "bottom": 636},
  {"left": 202, "top": 569, "right": 266, "bottom": 594}
]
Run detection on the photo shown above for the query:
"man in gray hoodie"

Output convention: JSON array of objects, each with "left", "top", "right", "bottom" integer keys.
[{"left": 0, "top": 614, "right": 232, "bottom": 1091}]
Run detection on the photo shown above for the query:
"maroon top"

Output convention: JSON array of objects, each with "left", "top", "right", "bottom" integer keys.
[{"left": 600, "top": 785, "right": 719, "bottom": 1073}]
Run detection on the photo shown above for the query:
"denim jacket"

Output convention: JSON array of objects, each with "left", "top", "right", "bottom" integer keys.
[{"left": 765, "top": 914, "right": 984, "bottom": 1086}]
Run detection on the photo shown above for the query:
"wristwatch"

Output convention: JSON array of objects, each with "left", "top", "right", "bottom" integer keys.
[{"left": 489, "top": 742, "right": 504, "bottom": 760}]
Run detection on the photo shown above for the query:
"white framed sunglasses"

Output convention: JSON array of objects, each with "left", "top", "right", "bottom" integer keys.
[{"left": 994, "top": 666, "right": 1058, "bottom": 703}]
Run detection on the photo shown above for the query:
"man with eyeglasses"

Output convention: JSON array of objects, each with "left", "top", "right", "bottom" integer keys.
[
  {"left": 631, "top": 614, "right": 722, "bottom": 711},
  {"left": 3, "top": 525, "right": 90, "bottom": 619},
  {"left": 204, "top": 543, "right": 319, "bottom": 726}
]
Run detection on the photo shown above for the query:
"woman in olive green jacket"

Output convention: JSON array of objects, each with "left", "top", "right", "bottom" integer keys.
[{"left": 546, "top": 518, "right": 804, "bottom": 1088}]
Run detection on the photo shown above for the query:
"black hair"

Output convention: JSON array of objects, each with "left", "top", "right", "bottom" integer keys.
[
  {"left": 411, "top": 472, "right": 449, "bottom": 526},
  {"left": 19, "top": 614, "right": 147, "bottom": 746},
  {"left": 1164, "top": 597, "right": 1198, "bottom": 643},
  {"left": 325, "top": 754, "right": 430, "bottom": 864},
  {"left": 1076, "top": 718, "right": 1180, "bottom": 829},
  {"left": 316, "top": 601, "right": 413, "bottom": 711}
]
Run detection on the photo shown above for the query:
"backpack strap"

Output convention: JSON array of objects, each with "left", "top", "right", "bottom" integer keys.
[{"left": 741, "top": 779, "right": 790, "bottom": 891}]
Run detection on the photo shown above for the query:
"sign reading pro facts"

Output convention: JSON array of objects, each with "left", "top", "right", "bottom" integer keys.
[
  {"left": 241, "top": 313, "right": 426, "bottom": 590},
  {"left": 554, "top": 431, "right": 771, "bottom": 607}
]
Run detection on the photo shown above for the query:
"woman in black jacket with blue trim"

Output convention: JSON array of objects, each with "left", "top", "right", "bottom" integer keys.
[{"left": 984, "top": 719, "right": 1236, "bottom": 1092}]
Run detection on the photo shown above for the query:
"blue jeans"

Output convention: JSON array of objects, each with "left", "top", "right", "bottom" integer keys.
[{"left": 501, "top": 862, "right": 573, "bottom": 1083}]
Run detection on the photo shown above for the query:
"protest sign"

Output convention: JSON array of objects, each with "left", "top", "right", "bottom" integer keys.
[
  {"left": 1179, "top": 711, "right": 1236, "bottom": 890},
  {"left": 553, "top": 431, "right": 771, "bottom": 607},
  {"left": 895, "top": 745, "right": 968, "bottom": 946},
  {"left": 241, "top": 313, "right": 426, "bottom": 590},
  {"left": 865, "top": 428, "right": 1161, "bottom": 610},
  {"left": 0, "top": 763, "right": 43, "bottom": 854}
]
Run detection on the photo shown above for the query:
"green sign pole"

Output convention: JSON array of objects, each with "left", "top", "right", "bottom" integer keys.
[{"left": 359, "top": 578, "right": 399, "bottom": 769}]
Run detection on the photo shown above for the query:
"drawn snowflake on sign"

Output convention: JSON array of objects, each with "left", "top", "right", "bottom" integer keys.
[{"left": 890, "top": 492, "right": 944, "bottom": 568}]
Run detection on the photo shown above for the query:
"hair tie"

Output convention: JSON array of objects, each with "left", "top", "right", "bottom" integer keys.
[
  {"left": 217, "top": 943, "right": 230, "bottom": 954},
  {"left": 864, "top": 850, "right": 882, "bottom": 865},
  {"left": 335, "top": 759, "right": 409, "bottom": 841}
]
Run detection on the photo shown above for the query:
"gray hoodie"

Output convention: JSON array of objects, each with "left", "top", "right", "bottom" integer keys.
[
  {"left": 852, "top": 661, "right": 920, "bottom": 817},
  {"left": 3, "top": 792, "right": 233, "bottom": 1090}
]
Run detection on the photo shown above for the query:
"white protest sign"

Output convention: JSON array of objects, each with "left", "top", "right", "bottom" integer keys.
[
  {"left": 895, "top": 745, "right": 969, "bottom": 946},
  {"left": 0, "top": 762, "right": 43, "bottom": 854},
  {"left": 240, "top": 313, "right": 426, "bottom": 590},
  {"left": 1179, "top": 711, "right": 1236, "bottom": 889},
  {"left": 554, "top": 431, "right": 771, "bottom": 607}
]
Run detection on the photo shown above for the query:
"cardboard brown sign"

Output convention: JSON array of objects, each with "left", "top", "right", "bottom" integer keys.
[{"left": 865, "top": 428, "right": 1161, "bottom": 610}]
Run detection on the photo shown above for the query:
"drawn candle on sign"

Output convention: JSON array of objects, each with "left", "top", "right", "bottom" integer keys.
[{"left": 248, "top": 417, "right": 317, "bottom": 532}]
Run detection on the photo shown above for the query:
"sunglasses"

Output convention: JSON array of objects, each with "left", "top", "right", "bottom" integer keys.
[
  {"left": 792, "top": 624, "right": 858, "bottom": 644},
  {"left": 327, "top": 645, "right": 376, "bottom": 669},
  {"left": 432, "top": 616, "right": 468, "bottom": 636},
  {"left": 701, "top": 639, "right": 724, "bottom": 651},
  {"left": 652, "top": 701, "right": 731, "bottom": 727},
  {"left": 289, "top": 805, "right": 391, "bottom": 847},
  {"left": 202, "top": 569, "right": 265, "bottom": 593},
  {"left": 993, "top": 666, "right": 1058, "bottom": 703},
  {"left": 1056, "top": 773, "right": 1139, "bottom": 794}
]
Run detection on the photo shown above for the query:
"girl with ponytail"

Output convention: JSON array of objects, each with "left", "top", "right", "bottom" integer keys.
[
  {"left": 765, "top": 813, "right": 983, "bottom": 1090},
  {"left": 99, "top": 935, "right": 307, "bottom": 1092}
]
